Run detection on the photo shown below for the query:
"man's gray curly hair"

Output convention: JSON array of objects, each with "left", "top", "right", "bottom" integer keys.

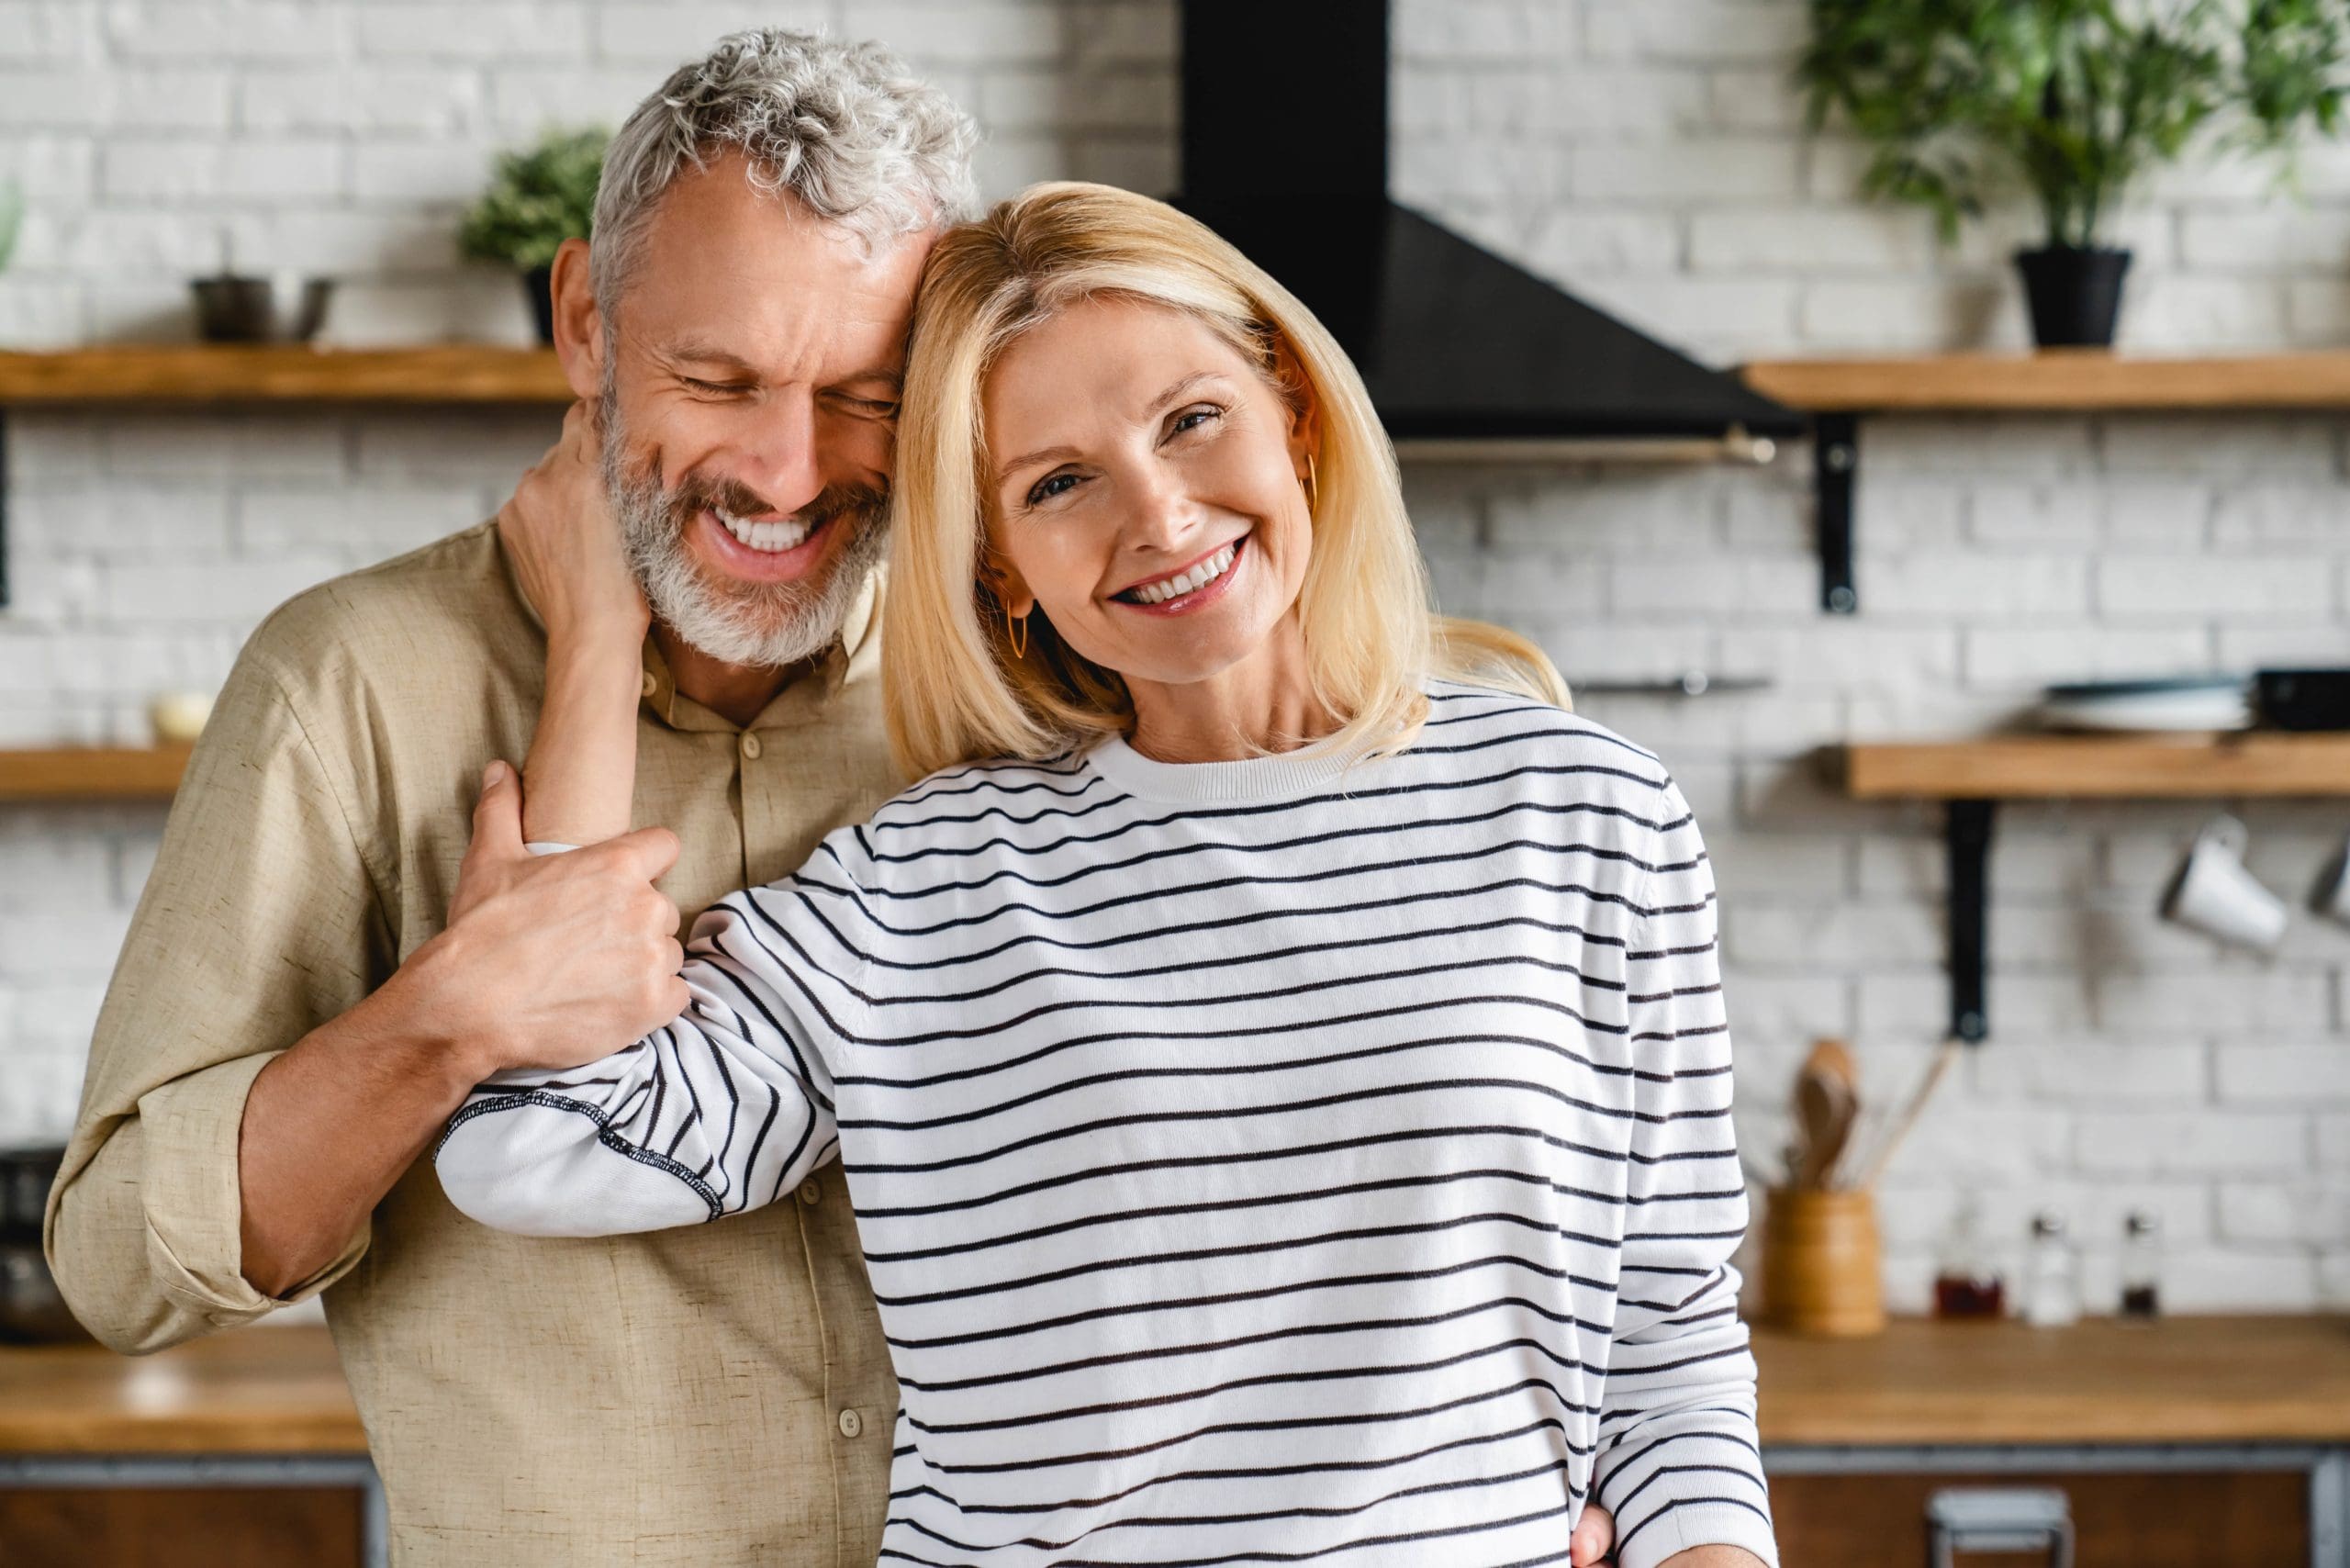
[{"left": 592, "top": 28, "right": 979, "bottom": 320}]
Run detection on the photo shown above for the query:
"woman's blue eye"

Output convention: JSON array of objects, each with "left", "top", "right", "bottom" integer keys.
[
  {"left": 1171, "top": 408, "right": 1218, "bottom": 435},
  {"left": 1028, "top": 472, "right": 1080, "bottom": 506}
]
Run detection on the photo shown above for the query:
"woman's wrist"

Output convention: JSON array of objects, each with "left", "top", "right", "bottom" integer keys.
[{"left": 546, "top": 610, "right": 650, "bottom": 665}]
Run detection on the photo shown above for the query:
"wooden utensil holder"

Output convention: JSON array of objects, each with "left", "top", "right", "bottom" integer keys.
[{"left": 1762, "top": 1187, "right": 1886, "bottom": 1337}]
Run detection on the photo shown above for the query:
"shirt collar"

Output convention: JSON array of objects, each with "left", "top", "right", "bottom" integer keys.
[{"left": 642, "top": 566, "right": 886, "bottom": 734}]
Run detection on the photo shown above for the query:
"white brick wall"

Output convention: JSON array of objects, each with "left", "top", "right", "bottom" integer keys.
[{"left": 2, "top": 0, "right": 2348, "bottom": 1314}]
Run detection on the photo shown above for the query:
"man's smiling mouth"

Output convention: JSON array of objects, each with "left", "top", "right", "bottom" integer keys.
[{"left": 713, "top": 506, "right": 818, "bottom": 554}]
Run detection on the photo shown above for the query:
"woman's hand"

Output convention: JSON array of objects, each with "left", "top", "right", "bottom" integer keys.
[
  {"left": 498, "top": 399, "right": 650, "bottom": 646},
  {"left": 500, "top": 400, "right": 655, "bottom": 846}
]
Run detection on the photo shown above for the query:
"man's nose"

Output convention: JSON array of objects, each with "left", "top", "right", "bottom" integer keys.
[{"left": 726, "top": 388, "right": 825, "bottom": 516}]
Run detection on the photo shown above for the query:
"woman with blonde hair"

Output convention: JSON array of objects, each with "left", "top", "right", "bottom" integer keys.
[{"left": 437, "top": 183, "right": 1776, "bottom": 1568}]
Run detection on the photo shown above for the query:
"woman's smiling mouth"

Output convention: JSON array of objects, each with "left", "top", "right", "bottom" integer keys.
[{"left": 1112, "top": 532, "right": 1248, "bottom": 613}]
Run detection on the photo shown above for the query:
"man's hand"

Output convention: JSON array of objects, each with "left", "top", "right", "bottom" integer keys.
[
  {"left": 238, "top": 760, "right": 688, "bottom": 1296},
  {"left": 423, "top": 759, "right": 688, "bottom": 1078},
  {"left": 1572, "top": 1500, "right": 1617, "bottom": 1565}
]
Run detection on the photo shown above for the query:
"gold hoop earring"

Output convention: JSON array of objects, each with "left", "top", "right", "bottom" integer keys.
[
  {"left": 1007, "top": 604, "right": 1029, "bottom": 659},
  {"left": 1304, "top": 453, "right": 1319, "bottom": 513}
]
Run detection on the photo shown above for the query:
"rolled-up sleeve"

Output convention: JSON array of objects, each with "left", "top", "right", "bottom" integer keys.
[
  {"left": 1593, "top": 779, "right": 1779, "bottom": 1568},
  {"left": 45, "top": 633, "right": 390, "bottom": 1354}
]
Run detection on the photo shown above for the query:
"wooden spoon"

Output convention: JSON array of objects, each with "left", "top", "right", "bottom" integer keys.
[{"left": 1792, "top": 1038, "right": 1859, "bottom": 1189}]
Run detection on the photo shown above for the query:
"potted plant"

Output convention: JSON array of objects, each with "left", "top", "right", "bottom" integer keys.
[
  {"left": 1801, "top": 1, "right": 2350, "bottom": 347},
  {"left": 0, "top": 178, "right": 21, "bottom": 274},
  {"left": 459, "top": 128, "right": 608, "bottom": 343}
]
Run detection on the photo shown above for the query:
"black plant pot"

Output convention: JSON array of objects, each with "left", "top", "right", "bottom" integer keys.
[
  {"left": 523, "top": 264, "right": 557, "bottom": 344},
  {"left": 2014, "top": 245, "right": 2132, "bottom": 348}
]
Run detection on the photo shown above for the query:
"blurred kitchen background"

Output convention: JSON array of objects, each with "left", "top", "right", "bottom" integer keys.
[
  {"left": 6, "top": 0, "right": 2350, "bottom": 1314},
  {"left": 6, "top": 3, "right": 2350, "bottom": 1560}
]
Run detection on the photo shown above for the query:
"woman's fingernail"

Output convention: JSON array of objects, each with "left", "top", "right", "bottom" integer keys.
[{"left": 484, "top": 760, "right": 507, "bottom": 787}]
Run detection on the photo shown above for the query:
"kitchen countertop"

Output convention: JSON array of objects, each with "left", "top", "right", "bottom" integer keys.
[
  {"left": 0, "top": 1324, "right": 365, "bottom": 1455},
  {"left": 6, "top": 1316, "right": 2348, "bottom": 1456}
]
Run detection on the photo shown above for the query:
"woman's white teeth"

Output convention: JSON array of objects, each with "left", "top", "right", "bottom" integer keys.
[
  {"left": 1133, "top": 543, "right": 1237, "bottom": 604},
  {"left": 715, "top": 507, "right": 812, "bottom": 554}
]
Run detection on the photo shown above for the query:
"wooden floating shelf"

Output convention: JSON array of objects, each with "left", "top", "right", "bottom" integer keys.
[
  {"left": 4, "top": 346, "right": 2339, "bottom": 415},
  {"left": 0, "top": 347, "right": 571, "bottom": 609},
  {"left": 1740, "top": 350, "right": 2350, "bottom": 413},
  {"left": 1841, "top": 732, "right": 2350, "bottom": 801},
  {"left": 0, "top": 345, "right": 571, "bottom": 406},
  {"left": 1835, "top": 730, "right": 2350, "bottom": 1044},
  {"left": 1737, "top": 351, "right": 2350, "bottom": 615},
  {"left": 0, "top": 745, "right": 190, "bottom": 802}
]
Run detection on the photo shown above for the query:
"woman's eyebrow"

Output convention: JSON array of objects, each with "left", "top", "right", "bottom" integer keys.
[
  {"left": 1145, "top": 370, "right": 1220, "bottom": 415},
  {"left": 997, "top": 444, "right": 1080, "bottom": 482},
  {"left": 996, "top": 371, "right": 1227, "bottom": 482}
]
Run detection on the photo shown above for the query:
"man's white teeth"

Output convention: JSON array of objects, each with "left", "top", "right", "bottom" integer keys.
[
  {"left": 715, "top": 508, "right": 812, "bottom": 554},
  {"left": 1133, "top": 542, "right": 1237, "bottom": 605}
]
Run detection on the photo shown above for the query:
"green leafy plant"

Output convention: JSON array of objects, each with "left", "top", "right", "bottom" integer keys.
[
  {"left": 0, "top": 179, "right": 21, "bottom": 273},
  {"left": 459, "top": 128, "right": 608, "bottom": 271},
  {"left": 1802, "top": 1, "right": 2350, "bottom": 249}
]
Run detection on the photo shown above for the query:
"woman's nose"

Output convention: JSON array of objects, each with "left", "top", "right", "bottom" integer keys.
[{"left": 1121, "top": 465, "right": 1200, "bottom": 554}]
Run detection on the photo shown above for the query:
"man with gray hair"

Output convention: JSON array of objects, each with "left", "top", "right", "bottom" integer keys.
[{"left": 46, "top": 31, "right": 973, "bottom": 1567}]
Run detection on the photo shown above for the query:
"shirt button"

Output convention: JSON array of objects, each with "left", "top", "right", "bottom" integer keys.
[
  {"left": 796, "top": 1179, "right": 821, "bottom": 1207},
  {"left": 740, "top": 733, "right": 762, "bottom": 760},
  {"left": 837, "top": 1407, "right": 863, "bottom": 1439},
  {"left": 640, "top": 669, "right": 657, "bottom": 699}
]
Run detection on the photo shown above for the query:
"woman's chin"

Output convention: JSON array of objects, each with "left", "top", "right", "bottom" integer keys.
[{"left": 1094, "top": 622, "right": 1284, "bottom": 692}]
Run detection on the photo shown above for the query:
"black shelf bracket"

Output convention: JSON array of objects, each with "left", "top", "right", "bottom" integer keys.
[
  {"left": 1815, "top": 411, "right": 1858, "bottom": 614},
  {"left": 1946, "top": 799, "right": 1995, "bottom": 1043},
  {"left": 0, "top": 406, "right": 11, "bottom": 610}
]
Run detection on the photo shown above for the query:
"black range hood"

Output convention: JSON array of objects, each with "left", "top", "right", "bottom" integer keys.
[{"left": 1176, "top": 1, "right": 1806, "bottom": 463}]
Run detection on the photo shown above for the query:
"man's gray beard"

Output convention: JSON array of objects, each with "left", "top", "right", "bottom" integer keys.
[{"left": 599, "top": 398, "right": 890, "bottom": 670}]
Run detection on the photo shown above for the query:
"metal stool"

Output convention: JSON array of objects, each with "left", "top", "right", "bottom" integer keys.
[{"left": 1927, "top": 1486, "right": 2076, "bottom": 1568}]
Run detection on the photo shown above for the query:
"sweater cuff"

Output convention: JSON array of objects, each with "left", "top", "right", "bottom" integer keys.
[
  {"left": 1616, "top": 1499, "right": 1783, "bottom": 1568},
  {"left": 137, "top": 1052, "right": 369, "bottom": 1325}
]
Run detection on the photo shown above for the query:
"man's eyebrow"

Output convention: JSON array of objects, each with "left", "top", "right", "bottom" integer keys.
[
  {"left": 656, "top": 338, "right": 758, "bottom": 375},
  {"left": 654, "top": 341, "right": 901, "bottom": 394},
  {"left": 997, "top": 372, "right": 1227, "bottom": 483}
]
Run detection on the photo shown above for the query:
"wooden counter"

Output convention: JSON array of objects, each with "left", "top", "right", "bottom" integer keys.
[
  {"left": 6, "top": 1315, "right": 2348, "bottom": 1455},
  {"left": 1755, "top": 1313, "right": 2350, "bottom": 1447},
  {"left": 0, "top": 1326, "right": 364, "bottom": 1455}
]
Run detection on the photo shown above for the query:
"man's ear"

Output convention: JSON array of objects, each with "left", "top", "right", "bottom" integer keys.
[{"left": 549, "top": 237, "right": 601, "bottom": 402}]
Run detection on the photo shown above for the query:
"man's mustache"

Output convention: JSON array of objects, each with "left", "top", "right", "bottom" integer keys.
[{"left": 666, "top": 469, "right": 890, "bottom": 535}]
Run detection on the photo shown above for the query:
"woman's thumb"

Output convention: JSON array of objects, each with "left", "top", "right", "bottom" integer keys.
[{"left": 469, "top": 760, "right": 524, "bottom": 854}]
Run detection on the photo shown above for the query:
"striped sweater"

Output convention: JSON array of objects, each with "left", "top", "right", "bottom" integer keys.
[{"left": 435, "top": 681, "right": 1778, "bottom": 1568}]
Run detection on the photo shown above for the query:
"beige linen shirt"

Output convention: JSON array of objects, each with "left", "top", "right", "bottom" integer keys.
[{"left": 45, "top": 521, "right": 904, "bottom": 1567}]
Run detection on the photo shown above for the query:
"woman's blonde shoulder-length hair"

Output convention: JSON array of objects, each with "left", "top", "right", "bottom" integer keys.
[{"left": 883, "top": 180, "right": 1568, "bottom": 781}]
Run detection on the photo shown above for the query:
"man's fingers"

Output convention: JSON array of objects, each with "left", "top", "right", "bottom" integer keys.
[
  {"left": 607, "top": 823, "right": 683, "bottom": 881},
  {"left": 1569, "top": 1500, "right": 1615, "bottom": 1567}
]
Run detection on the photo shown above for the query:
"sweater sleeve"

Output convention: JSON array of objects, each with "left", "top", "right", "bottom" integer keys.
[
  {"left": 1591, "top": 778, "right": 1779, "bottom": 1568},
  {"left": 434, "top": 848, "right": 874, "bottom": 1238}
]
